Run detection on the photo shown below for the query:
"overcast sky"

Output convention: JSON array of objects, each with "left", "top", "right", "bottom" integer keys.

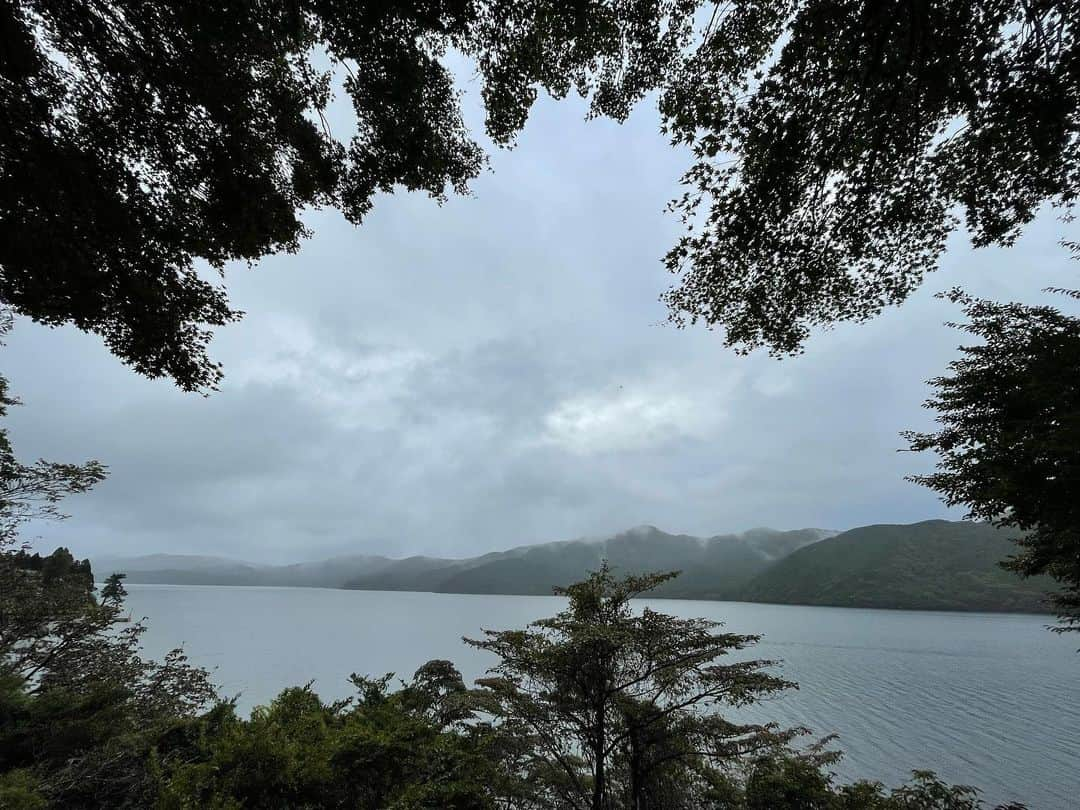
[{"left": 4, "top": 81, "right": 1078, "bottom": 563}]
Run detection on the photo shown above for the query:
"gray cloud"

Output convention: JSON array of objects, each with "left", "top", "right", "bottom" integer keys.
[{"left": 3, "top": 90, "right": 1078, "bottom": 563}]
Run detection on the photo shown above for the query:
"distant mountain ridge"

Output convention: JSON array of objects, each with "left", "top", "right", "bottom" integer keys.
[
  {"left": 345, "top": 526, "right": 835, "bottom": 599},
  {"left": 95, "top": 520, "right": 1056, "bottom": 614},
  {"left": 91, "top": 552, "right": 397, "bottom": 588},
  {"left": 739, "top": 520, "right": 1054, "bottom": 613}
]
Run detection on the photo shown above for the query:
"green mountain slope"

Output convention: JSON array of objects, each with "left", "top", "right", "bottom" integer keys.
[
  {"left": 738, "top": 520, "right": 1055, "bottom": 612},
  {"left": 346, "top": 526, "right": 829, "bottom": 597},
  {"left": 98, "top": 521, "right": 1056, "bottom": 613}
]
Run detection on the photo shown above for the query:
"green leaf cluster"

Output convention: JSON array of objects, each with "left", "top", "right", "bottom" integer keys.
[{"left": 906, "top": 289, "right": 1080, "bottom": 630}]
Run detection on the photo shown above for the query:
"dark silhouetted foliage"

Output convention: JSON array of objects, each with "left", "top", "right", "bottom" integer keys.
[
  {"left": 0, "top": 0, "right": 700, "bottom": 390},
  {"left": 661, "top": 0, "right": 1080, "bottom": 354},
  {"left": 905, "top": 288, "right": 1080, "bottom": 631},
  {"left": 7, "top": 2, "right": 1076, "bottom": 388}
]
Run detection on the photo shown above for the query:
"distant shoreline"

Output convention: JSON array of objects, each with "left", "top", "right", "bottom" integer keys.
[{"left": 111, "top": 579, "right": 1057, "bottom": 618}]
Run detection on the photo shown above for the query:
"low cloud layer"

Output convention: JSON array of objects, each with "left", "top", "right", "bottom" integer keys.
[{"left": 4, "top": 92, "right": 1078, "bottom": 563}]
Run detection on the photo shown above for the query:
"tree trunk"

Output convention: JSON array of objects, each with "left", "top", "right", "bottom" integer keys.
[
  {"left": 592, "top": 702, "right": 606, "bottom": 810},
  {"left": 629, "top": 726, "right": 644, "bottom": 810}
]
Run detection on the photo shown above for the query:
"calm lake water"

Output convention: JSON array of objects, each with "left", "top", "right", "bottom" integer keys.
[{"left": 123, "top": 584, "right": 1079, "bottom": 809}]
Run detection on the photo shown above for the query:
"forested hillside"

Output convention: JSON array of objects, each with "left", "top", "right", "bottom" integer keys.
[
  {"left": 100, "top": 522, "right": 1055, "bottom": 614},
  {"left": 738, "top": 521, "right": 1054, "bottom": 613}
]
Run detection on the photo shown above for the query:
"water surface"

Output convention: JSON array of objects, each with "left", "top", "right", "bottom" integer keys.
[{"left": 124, "top": 585, "right": 1079, "bottom": 809}]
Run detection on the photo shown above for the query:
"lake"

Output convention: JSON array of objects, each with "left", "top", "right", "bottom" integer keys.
[{"left": 123, "top": 584, "right": 1079, "bottom": 809}]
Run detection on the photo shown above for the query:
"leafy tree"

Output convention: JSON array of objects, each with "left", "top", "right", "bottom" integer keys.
[
  {"left": 0, "top": 542, "right": 219, "bottom": 807},
  {"left": 741, "top": 755, "right": 842, "bottom": 809},
  {"left": 904, "top": 288, "right": 1080, "bottom": 631},
  {"left": 9, "top": 1, "right": 1075, "bottom": 389},
  {"left": 159, "top": 662, "right": 502, "bottom": 810},
  {"left": 0, "top": 320, "right": 216, "bottom": 807},
  {"left": 1, "top": 0, "right": 700, "bottom": 391},
  {"left": 0, "top": 541, "right": 218, "bottom": 807},
  {"left": 660, "top": 0, "right": 1080, "bottom": 354},
  {"left": 740, "top": 761, "right": 1027, "bottom": 810},
  {"left": 466, "top": 562, "right": 813, "bottom": 810},
  {"left": 875, "top": 771, "right": 1025, "bottom": 810},
  {"left": 0, "top": 768, "right": 47, "bottom": 810}
]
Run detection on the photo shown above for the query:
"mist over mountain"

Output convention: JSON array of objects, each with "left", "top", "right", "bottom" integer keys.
[
  {"left": 95, "top": 520, "right": 1055, "bottom": 613},
  {"left": 343, "top": 525, "right": 832, "bottom": 598},
  {"left": 92, "top": 552, "right": 396, "bottom": 588}
]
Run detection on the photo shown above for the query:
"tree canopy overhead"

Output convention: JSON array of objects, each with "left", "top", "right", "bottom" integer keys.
[
  {"left": 0, "top": 0, "right": 699, "bottom": 391},
  {"left": 3, "top": 0, "right": 1078, "bottom": 391},
  {"left": 660, "top": 0, "right": 1080, "bottom": 353}
]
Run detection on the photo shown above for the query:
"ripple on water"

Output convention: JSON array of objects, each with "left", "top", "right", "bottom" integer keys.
[{"left": 124, "top": 586, "right": 1080, "bottom": 810}]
